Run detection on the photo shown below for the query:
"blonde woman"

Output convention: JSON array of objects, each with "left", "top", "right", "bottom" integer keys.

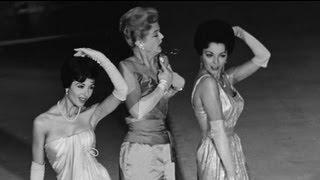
[{"left": 118, "top": 7, "right": 185, "bottom": 180}]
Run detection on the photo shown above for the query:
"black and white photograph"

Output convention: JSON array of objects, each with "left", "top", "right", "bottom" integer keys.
[{"left": 0, "top": 1, "right": 320, "bottom": 180}]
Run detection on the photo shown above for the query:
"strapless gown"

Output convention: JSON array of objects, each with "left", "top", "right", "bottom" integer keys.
[{"left": 45, "top": 129, "right": 111, "bottom": 180}]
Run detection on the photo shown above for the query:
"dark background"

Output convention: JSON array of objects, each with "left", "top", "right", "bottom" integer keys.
[{"left": 1, "top": 1, "right": 320, "bottom": 180}]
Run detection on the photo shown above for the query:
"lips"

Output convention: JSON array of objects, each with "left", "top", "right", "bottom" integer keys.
[
  {"left": 211, "top": 66, "right": 219, "bottom": 71},
  {"left": 78, "top": 97, "right": 87, "bottom": 104}
]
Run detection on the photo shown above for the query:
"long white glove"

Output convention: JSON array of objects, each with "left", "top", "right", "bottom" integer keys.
[
  {"left": 233, "top": 26, "right": 271, "bottom": 68},
  {"left": 30, "top": 161, "right": 44, "bottom": 180},
  {"left": 74, "top": 48, "right": 128, "bottom": 101},
  {"left": 120, "top": 57, "right": 172, "bottom": 120}
]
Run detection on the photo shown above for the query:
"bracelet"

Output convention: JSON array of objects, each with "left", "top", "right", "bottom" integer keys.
[{"left": 171, "top": 85, "right": 183, "bottom": 91}]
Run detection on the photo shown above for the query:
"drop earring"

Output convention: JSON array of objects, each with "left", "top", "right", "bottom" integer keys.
[
  {"left": 65, "top": 88, "right": 69, "bottom": 95},
  {"left": 136, "top": 41, "right": 144, "bottom": 50}
]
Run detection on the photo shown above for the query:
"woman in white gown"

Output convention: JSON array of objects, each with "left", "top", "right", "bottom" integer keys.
[
  {"left": 191, "top": 19, "right": 271, "bottom": 180},
  {"left": 30, "top": 48, "right": 128, "bottom": 180}
]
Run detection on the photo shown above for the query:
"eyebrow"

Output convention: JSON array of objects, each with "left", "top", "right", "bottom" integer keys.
[
  {"left": 75, "top": 82, "right": 84, "bottom": 85},
  {"left": 75, "top": 81, "right": 95, "bottom": 85},
  {"left": 204, "top": 50, "right": 227, "bottom": 54},
  {"left": 153, "top": 29, "right": 160, "bottom": 34}
]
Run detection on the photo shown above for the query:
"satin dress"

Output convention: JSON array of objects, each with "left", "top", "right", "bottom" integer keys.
[
  {"left": 191, "top": 74, "right": 249, "bottom": 180},
  {"left": 119, "top": 58, "right": 175, "bottom": 180},
  {"left": 45, "top": 129, "right": 111, "bottom": 180}
]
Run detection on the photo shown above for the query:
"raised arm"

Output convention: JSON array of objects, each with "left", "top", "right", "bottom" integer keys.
[
  {"left": 74, "top": 48, "right": 128, "bottom": 127},
  {"left": 30, "top": 117, "right": 46, "bottom": 180},
  {"left": 200, "top": 77, "right": 235, "bottom": 180},
  {"left": 227, "top": 26, "right": 271, "bottom": 84},
  {"left": 119, "top": 59, "right": 172, "bottom": 119}
]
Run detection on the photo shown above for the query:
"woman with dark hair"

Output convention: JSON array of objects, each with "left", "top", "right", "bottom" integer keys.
[
  {"left": 191, "top": 19, "right": 271, "bottom": 180},
  {"left": 118, "top": 7, "right": 185, "bottom": 180},
  {"left": 30, "top": 48, "right": 128, "bottom": 180}
]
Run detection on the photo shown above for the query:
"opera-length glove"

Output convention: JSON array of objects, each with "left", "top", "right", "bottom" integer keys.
[
  {"left": 30, "top": 161, "right": 44, "bottom": 180},
  {"left": 252, "top": 54, "right": 270, "bottom": 68},
  {"left": 74, "top": 48, "right": 128, "bottom": 101},
  {"left": 129, "top": 79, "right": 170, "bottom": 119},
  {"left": 99, "top": 60, "right": 128, "bottom": 101},
  {"left": 233, "top": 26, "right": 271, "bottom": 68}
]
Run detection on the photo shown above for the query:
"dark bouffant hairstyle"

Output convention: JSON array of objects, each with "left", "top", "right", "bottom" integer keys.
[
  {"left": 60, "top": 56, "right": 99, "bottom": 88},
  {"left": 194, "top": 19, "right": 235, "bottom": 55},
  {"left": 119, "top": 7, "right": 159, "bottom": 47}
]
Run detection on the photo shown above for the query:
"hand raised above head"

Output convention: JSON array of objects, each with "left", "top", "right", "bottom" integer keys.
[
  {"left": 74, "top": 48, "right": 110, "bottom": 65},
  {"left": 232, "top": 26, "right": 245, "bottom": 39}
]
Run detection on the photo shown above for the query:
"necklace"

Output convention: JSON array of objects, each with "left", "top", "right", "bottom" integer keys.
[{"left": 57, "top": 101, "right": 81, "bottom": 122}]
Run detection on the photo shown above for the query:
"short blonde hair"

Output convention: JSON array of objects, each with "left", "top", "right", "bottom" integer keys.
[{"left": 119, "top": 7, "right": 159, "bottom": 47}]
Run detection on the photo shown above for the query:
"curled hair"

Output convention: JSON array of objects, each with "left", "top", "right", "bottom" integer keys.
[
  {"left": 119, "top": 7, "right": 159, "bottom": 47},
  {"left": 60, "top": 56, "right": 99, "bottom": 88},
  {"left": 194, "top": 19, "right": 235, "bottom": 55}
]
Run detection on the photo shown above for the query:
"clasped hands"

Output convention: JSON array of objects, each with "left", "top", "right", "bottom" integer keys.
[{"left": 157, "top": 54, "right": 184, "bottom": 91}]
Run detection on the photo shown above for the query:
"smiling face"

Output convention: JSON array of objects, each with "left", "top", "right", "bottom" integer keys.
[
  {"left": 201, "top": 42, "right": 228, "bottom": 77},
  {"left": 141, "top": 22, "right": 164, "bottom": 57},
  {"left": 67, "top": 78, "right": 95, "bottom": 107}
]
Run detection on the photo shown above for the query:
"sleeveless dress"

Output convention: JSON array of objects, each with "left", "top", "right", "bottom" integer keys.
[
  {"left": 45, "top": 129, "right": 111, "bottom": 180},
  {"left": 191, "top": 74, "right": 249, "bottom": 180},
  {"left": 119, "top": 58, "right": 175, "bottom": 180}
]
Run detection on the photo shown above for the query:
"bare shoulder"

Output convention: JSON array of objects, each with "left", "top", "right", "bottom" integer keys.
[
  {"left": 198, "top": 76, "right": 220, "bottom": 102},
  {"left": 192, "top": 75, "right": 218, "bottom": 102},
  {"left": 199, "top": 75, "right": 219, "bottom": 92},
  {"left": 120, "top": 57, "right": 136, "bottom": 68},
  {"left": 33, "top": 105, "right": 58, "bottom": 130},
  {"left": 33, "top": 113, "right": 50, "bottom": 133}
]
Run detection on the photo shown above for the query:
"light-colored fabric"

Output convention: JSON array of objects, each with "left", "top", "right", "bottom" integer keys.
[
  {"left": 74, "top": 48, "right": 128, "bottom": 102},
  {"left": 192, "top": 74, "right": 249, "bottom": 180},
  {"left": 112, "top": 89, "right": 127, "bottom": 101},
  {"left": 93, "top": 50, "right": 128, "bottom": 102},
  {"left": 119, "top": 142, "right": 175, "bottom": 180},
  {"left": 45, "top": 129, "right": 111, "bottom": 180},
  {"left": 120, "top": 58, "right": 175, "bottom": 180},
  {"left": 123, "top": 58, "right": 170, "bottom": 145},
  {"left": 252, "top": 58, "right": 269, "bottom": 68},
  {"left": 30, "top": 161, "right": 45, "bottom": 180}
]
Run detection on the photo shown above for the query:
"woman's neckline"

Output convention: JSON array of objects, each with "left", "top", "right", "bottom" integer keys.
[
  {"left": 198, "top": 72, "right": 237, "bottom": 98},
  {"left": 44, "top": 128, "right": 92, "bottom": 147},
  {"left": 130, "top": 56, "right": 159, "bottom": 81}
]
